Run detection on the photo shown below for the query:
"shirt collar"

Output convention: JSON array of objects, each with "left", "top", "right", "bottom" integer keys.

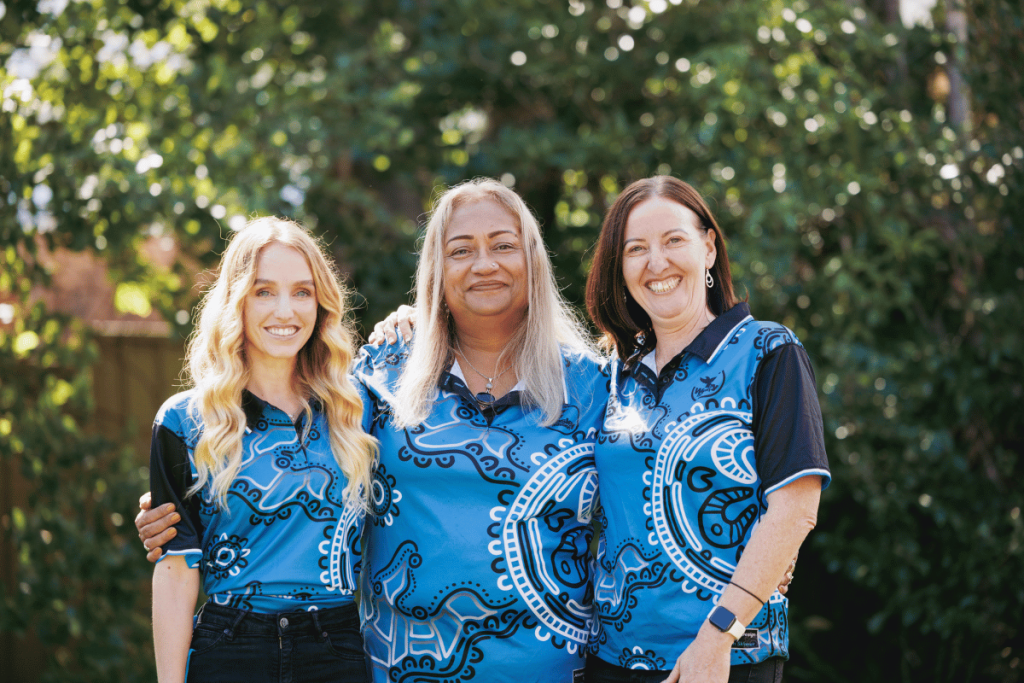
[
  {"left": 450, "top": 359, "right": 527, "bottom": 394},
  {"left": 686, "top": 302, "right": 752, "bottom": 363},
  {"left": 241, "top": 389, "right": 264, "bottom": 430},
  {"left": 625, "top": 302, "right": 753, "bottom": 372},
  {"left": 447, "top": 356, "right": 570, "bottom": 405},
  {"left": 241, "top": 389, "right": 323, "bottom": 431}
]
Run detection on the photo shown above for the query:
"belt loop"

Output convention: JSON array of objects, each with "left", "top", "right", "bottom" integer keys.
[
  {"left": 310, "top": 609, "right": 326, "bottom": 642},
  {"left": 224, "top": 607, "right": 249, "bottom": 641}
]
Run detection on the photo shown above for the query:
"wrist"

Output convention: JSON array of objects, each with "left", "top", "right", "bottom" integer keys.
[
  {"left": 706, "top": 605, "right": 746, "bottom": 641},
  {"left": 696, "top": 621, "right": 738, "bottom": 651}
]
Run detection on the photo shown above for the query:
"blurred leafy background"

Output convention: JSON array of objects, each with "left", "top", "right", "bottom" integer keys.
[{"left": 1, "top": 0, "right": 1021, "bottom": 680}]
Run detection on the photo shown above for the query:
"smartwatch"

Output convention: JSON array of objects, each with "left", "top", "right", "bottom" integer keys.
[{"left": 707, "top": 606, "right": 746, "bottom": 641}]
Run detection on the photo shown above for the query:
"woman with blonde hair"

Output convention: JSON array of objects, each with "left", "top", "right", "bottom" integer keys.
[{"left": 149, "top": 216, "right": 376, "bottom": 683}]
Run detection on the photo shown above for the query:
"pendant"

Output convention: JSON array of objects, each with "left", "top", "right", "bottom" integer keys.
[{"left": 475, "top": 392, "right": 496, "bottom": 404}]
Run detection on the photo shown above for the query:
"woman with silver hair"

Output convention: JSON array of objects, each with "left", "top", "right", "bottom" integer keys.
[{"left": 353, "top": 178, "right": 605, "bottom": 681}]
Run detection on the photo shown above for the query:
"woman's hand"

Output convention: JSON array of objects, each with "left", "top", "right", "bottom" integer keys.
[
  {"left": 778, "top": 554, "right": 797, "bottom": 595},
  {"left": 367, "top": 304, "right": 417, "bottom": 346},
  {"left": 661, "top": 624, "right": 733, "bottom": 683},
  {"left": 135, "top": 492, "right": 179, "bottom": 563}
]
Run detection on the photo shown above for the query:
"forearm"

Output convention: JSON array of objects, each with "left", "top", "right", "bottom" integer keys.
[
  {"left": 719, "top": 476, "right": 821, "bottom": 626},
  {"left": 684, "top": 475, "right": 821, "bottom": 670},
  {"left": 153, "top": 557, "right": 200, "bottom": 683}
]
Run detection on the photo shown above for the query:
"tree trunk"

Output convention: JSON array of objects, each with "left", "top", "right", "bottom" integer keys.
[{"left": 946, "top": 0, "right": 971, "bottom": 130}]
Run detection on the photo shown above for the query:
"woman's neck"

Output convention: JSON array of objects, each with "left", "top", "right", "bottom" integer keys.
[
  {"left": 450, "top": 308, "right": 523, "bottom": 350},
  {"left": 246, "top": 360, "right": 302, "bottom": 419},
  {"left": 452, "top": 325, "right": 519, "bottom": 399},
  {"left": 651, "top": 307, "right": 716, "bottom": 373}
]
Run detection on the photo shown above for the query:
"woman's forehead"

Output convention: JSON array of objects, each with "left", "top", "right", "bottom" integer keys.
[{"left": 445, "top": 199, "right": 521, "bottom": 239}]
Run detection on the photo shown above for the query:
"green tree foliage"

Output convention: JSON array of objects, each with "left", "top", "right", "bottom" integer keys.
[
  {"left": 1, "top": 0, "right": 1020, "bottom": 680},
  {"left": 0, "top": 255, "right": 156, "bottom": 680}
]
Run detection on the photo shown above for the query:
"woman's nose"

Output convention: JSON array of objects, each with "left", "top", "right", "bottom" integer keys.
[
  {"left": 471, "top": 253, "right": 498, "bottom": 272},
  {"left": 274, "top": 294, "right": 293, "bottom": 317},
  {"left": 647, "top": 246, "right": 669, "bottom": 272}
]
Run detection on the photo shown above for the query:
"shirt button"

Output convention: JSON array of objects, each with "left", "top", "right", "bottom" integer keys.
[{"left": 279, "top": 617, "right": 289, "bottom": 629}]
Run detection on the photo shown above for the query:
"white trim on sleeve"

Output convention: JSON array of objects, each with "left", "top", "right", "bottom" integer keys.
[
  {"left": 155, "top": 548, "right": 203, "bottom": 569},
  {"left": 763, "top": 468, "right": 831, "bottom": 496}
]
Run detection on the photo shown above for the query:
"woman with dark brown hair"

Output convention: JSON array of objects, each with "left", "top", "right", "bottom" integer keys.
[{"left": 584, "top": 176, "right": 830, "bottom": 683}]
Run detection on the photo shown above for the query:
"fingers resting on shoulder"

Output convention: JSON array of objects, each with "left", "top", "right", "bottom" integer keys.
[{"left": 367, "top": 305, "right": 417, "bottom": 346}]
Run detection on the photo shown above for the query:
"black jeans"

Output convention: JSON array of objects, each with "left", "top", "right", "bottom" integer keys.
[
  {"left": 185, "top": 602, "right": 368, "bottom": 683},
  {"left": 585, "top": 654, "right": 784, "bottom": 683}
]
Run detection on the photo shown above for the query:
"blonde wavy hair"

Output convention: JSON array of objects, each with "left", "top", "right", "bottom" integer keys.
[
  {"left": 184, "top": 216, "right": 376, "bottom": 509},
  {"left": 393, "top": 178, "right": 596, "bottom": 429}
]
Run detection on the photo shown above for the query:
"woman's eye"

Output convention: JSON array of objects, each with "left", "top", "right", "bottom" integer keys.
[
  {"left": 295, "top": 289, "right": 312, "bottom": 298},
  {"left": 256, "top": 289, "right": 272, "bottom": 297}
]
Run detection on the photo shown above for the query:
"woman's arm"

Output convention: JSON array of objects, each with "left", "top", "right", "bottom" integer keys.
[
  {"left": 153, "top": 555, "right": 199, "bottom": 683},
  {"left": 662, "top": 475, "right": 821, "bottom": 683}
]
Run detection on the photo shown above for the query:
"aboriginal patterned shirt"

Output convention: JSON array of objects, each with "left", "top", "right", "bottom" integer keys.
[
  {"left": 591, "top": 303, "right": 831, "bottom": 669},
  {"left": 353, "top": 340, "right": 608, "bottom": 683},
  {"left": 150, "top": 389, "right": 366, "bottom": 613}
]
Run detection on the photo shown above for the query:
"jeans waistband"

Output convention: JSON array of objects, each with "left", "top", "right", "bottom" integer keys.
[{"left": 195, "top": 602, "right": 359, "bottom": 637}]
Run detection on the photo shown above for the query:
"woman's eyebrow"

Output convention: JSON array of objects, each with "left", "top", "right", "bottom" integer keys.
[
  {"left": 255, "top": 279, "right": 315, "bottom": 286},
  {"left": 446, "top": 229, "right": 517, "bottom": 244}
]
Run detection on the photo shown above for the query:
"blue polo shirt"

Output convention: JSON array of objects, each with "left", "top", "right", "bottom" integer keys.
[
  {"left": 354, "top": 341, "right": 608, "bottom": 683},
  {"left": 150, "top": 389, "right": 367, "bottom": 613},
  {"left": 591, "top": 303, "right": 830, "bottom": 669}
]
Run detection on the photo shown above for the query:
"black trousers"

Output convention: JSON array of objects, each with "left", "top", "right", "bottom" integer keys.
[
  {"left": 185, "top": 602, "right": 368, "bottom": 683},
  {"left": 585, "top": 654, "right": 784, "bottom": 683}
]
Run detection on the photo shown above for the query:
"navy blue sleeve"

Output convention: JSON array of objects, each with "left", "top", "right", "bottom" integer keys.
[
  {"left": 149, "top": 422, "right": 204, "bottom": 567},
  {"left": 751, "top": 344, "right": 831, "bottom": 494}
]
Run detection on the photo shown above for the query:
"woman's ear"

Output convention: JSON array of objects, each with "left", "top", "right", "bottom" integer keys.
[{"left": 705, "top": 229, "right": 718, "bottom": 269}]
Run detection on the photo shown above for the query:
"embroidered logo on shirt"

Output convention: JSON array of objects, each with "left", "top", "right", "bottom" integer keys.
[
  {"left": 734, "top": 628, "right": 760, "bottom": 649},
  {"left": 691, "top": 370, "right": 726, "bottom": 401}
]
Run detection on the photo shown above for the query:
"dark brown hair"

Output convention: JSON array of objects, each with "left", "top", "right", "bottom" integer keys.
[{"left": 585, "top": 176, "right": 740, "bottom": 359}]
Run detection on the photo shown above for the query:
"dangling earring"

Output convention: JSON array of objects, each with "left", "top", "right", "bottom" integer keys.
[{"left": 706, "top": 269, "right": 714, "bottom": 289}]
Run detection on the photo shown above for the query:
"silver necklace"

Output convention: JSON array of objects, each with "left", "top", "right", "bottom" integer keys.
[{"left": 455, "top": 337, "right": 512, "bottom": 404}]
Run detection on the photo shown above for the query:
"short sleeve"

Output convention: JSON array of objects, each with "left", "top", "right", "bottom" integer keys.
[
  {"left": 351, "top": 337, "right": 410, "bottom": 407},
  {"left": 149, "top": 421, "right": 204, "bottom": 567},
  {"left": 751, "top": 344, "right": 831, "bottom": 494},
  {"left": 352, "top": 376, "right": 376, "bottom": 435}
]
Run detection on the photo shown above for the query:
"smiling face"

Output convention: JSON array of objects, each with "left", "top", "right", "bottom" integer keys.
[
  {"left": 622, "top": 197, "right": 716, "bottom": 334},
  {"left": 243, "top": 242, "right": 318, "bottom": 370},
  {"left": 442, "top": 199, "right": 528, "bottom": 330}
]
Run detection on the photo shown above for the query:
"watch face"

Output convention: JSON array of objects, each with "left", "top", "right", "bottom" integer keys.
[{"left": 709, "top": 606, "right": 737, "bottom": 631}]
